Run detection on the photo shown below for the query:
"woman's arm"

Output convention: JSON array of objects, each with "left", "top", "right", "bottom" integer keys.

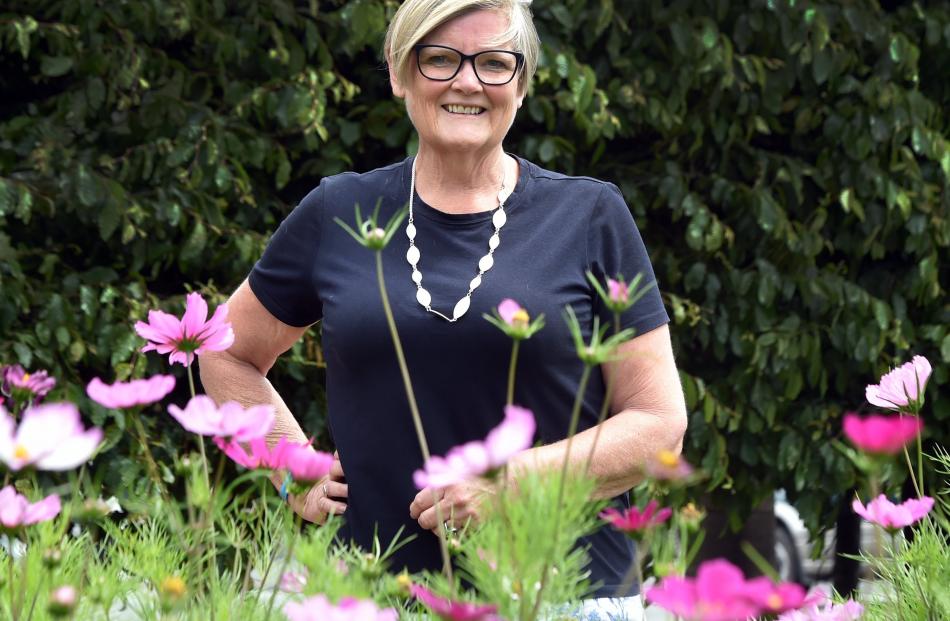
[
  {"left": 410, "top": 323, "right": 687, "bottom": 530},
  {"left": 199, "top": 279, "right": 347, "bottom": 522}
]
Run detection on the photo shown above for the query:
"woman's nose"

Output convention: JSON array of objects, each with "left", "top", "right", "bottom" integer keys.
[{"left": 451, "top": 58, "right": 483, "bottom": 92}]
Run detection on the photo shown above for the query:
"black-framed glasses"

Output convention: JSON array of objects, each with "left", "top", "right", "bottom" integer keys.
[{"left": 413, "top": 44, "right": 524, "bottom": 86}]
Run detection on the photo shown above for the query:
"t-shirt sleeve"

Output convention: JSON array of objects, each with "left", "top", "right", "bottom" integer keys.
[
  {"left": 248, "top": 182, "right": 325, "bottom": 327},
  {"left": 587, "top": 182, "right": 669, "bottom": 335}
]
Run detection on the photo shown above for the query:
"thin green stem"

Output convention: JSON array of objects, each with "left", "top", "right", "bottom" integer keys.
[
  {"left": 901, "top": 445, "right": 922, "bottom": 498},
  {"left": 916, "top": 433, "right": 924, "bottom": 497},
  {"left": 374, "top": 252, "right": 453, "bottom": 585},
  {"left": 23, "top": 566, "right": 47, "bottom": 621},
  {"left": 8, "top": 551, "right": 17, "bottom": 621},
  {"left": 582, "top": 313, "right": 622, "bottom": 477},
  {"left": 506, "top": 340, "right": 520, "bottom": 406},
  {"left": 529, "top": 363, "right": 593, "bottom": 621},
  {"left": 264, "top": 514, "right": 302, "bottom": 621}
]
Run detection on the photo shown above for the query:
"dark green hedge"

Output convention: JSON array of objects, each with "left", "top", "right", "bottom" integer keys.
[{"left": 1, "top": 0, "right": 948, "bottom": 530}]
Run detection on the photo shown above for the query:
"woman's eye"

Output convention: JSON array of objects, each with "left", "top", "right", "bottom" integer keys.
[{"left": 424, "top": 55, "right": 450, "bottom": 66}]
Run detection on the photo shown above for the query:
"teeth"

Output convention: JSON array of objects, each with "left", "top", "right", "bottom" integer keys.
[{"left": 445, "top": 104, "right": 484, "bottom": 115}]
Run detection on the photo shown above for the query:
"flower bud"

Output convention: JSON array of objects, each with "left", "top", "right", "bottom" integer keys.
[
  {"left": 43, "top": 547, "right": 63, "bottom": 569},
  {"left": 158, "top": 576, "right": 187, "bottom": 611},
  {"left": 47, "top": 585, "right": 78, "bottom": 618}
]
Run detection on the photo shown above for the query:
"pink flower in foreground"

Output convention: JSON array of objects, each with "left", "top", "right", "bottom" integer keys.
[
  {"left": 0, "top": 403, "right": 102, "bottom": 471},
  {"left": 167, "top": 395, "right": 274, "bottom": 442},
  {"left": 410, "top": 584, "right": 500, "bottom": 621},
  {"left": 497, "top": 299, "right": 527, "bottom": 326},
  {"left": 778, "top": 587, "right": 863, "bottom": 620},
  {"left": 0, "top": 486, "right": 62, "bottom": 531},
  {"left": 645, "top": 559, "right": 762, "bottom": 621},
  {"left": 852, "top": 494, "right": 934, "bottom": 533},
  {"left": 743, "top": 577, "right": 808, "bottom": 615},
  {"left": 3, "top": 365, "right": 56, "bottom": 402},
  {"left": 135, "top": 292, "right": 235, "bottom": 366},
  {"left": 842, "top": 413, "right": 922, "bottom": 455},
  {"left": 414, "top": 405, "right": 536, "bottom": 489},
  {"left": 644, "top": 449, "right": 695, "bottom": 481},
  {"left": 86, "top": 375, "right": 176, "bottom": 409},
  {"left": 283, "top": 594, "right": 397, "bottom": 621},
  {"left": 214, "top": 436, "right": 294, "bottom": 471},
  {"left": 866, "top": 355, "right": 931, "bottom": 412},
  {"left": 601, "top": 501, "right": 672, "bottom": 536},
  {"left": 279, "top": 570, "right": 307, "bottom": 593},
  {"left": 281, "top": 442, "right": 334, "bottom": 484},
  {"left": 608, "top": 278, "right": 629, "bottom": 304}
]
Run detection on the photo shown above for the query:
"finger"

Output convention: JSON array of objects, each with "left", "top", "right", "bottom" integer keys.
[
  {"left": 418, "top": 500, "right": 467, "bottom": 531},
  {"left": 330, "top": 457, "right": 345, "bottom": 480},
  {"left": 325, "top": 480, "right": 348, "bottom": 499},
  {"left": 409, "top": 487, "right": 440, "bottom": 519},
  {"left": 318, "top": 496, "right": 348, "bottom": 516}
]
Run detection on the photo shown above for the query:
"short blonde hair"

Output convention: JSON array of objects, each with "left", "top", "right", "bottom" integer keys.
[{"left": 385, "top": 0, "right": 540, "bottom": 96}]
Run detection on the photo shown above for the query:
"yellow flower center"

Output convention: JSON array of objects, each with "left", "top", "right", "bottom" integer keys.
[
  {"left": 767, "top": 594, "right": 783, "bottom": 610},
  {"left": 657, "top": 450, "right": 679, "bottom": 467},
  {"left": 14, "top": 445, "right": 29, "bottom": 461},
  {"left": 395, "top": 572, "right": 412, "bottom": 590},
  {"left": 160, "top": 577, "right": 187, "bottom": 598},
  {"left": 22, "top": 373, "right": 31, "bottom": 382},
  {"left": 512, "top": 309, "right": 529, "bottom": 326}
]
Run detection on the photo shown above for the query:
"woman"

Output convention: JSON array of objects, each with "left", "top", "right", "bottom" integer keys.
[{"left": 200, "top": 0, "right": 687, "bottom": 614}]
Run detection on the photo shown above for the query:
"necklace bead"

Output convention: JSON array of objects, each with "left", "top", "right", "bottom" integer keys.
[{"left": 406, "top": 157, "right": 509, "bottom": 322}]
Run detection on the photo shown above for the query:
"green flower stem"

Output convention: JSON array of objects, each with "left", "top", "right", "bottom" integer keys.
[
  {"left": 901, "top": 445, "right": 922, "bottom": 499},
  {"left": 23, "top": 565, "right": 47, "bottom": 621},
  {"left": 506, "top": 339, "right": 520, "bottom": 406},
  {"left": 916, "top": 433, "right": 924, "bottom": 497},
  {"left": 186, "top": 363, "right": 212, "bottom": 492},
  {"left": 8, "top": 551, "right": 16, "bottom": 621},
  {"left": 582, "top": 312, "right": 622, "bottom": 477},
  {"left": 131, "top": 411, "right": 165, "bottom": 496},
  {"left": 616, "top": 534, "right": 647, "bottom": 609},
  {"left": 374, "top": 252, "right": 454, "bottom": 587},
  {"left": 264, "top": 513, "right": 302, "bottom": 621},
  {"left": 529, "top": 363, "right": 593, "bottom": 621}
]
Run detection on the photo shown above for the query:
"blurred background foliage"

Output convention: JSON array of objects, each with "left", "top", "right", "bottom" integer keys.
[{"left": 1, "top": 0, "right": 948, "bottom": 534}]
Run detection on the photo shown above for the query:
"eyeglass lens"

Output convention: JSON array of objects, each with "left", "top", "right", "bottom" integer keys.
[{"left": 417, "top": 46, "right": 519, "bottom": 85}]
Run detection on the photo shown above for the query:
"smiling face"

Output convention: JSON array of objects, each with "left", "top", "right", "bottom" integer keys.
[{"left": 389, "top": 9, "right": 524, "bottom": 157}]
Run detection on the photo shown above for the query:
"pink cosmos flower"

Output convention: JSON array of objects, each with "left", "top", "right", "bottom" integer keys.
[
  {"left": 743, "top": 577, "right": 808, "bottom": 615},
  {"left": 3, "top": 365, "right": 56, "bottom": 401},
  {"left": 167, "top": 395, "right": 274, "bottom": 442},
  {"left": 214, "top": 436, "right": 295, "bottom": 471},
  {"left": 281, "top": 442, "right": 335, "bottom": 483},
  {"left": 866, "top": 355, "right": 931, "bottom": 411},
  {"left": 409, "top": 584, "right": 500, "bottom": 621},
  {"left": 644, "top": 450, "right": 695, "bottom": 481},
  {"left": 86, "top": 375, "right": 176, "bottom": 409},
  {"left": 601, "top": 500, "right": 672, "bottom": 536},
  {"left": 135, "top": 292, "right": 235, "bottom": 366},
  {"left": 607, "top": 278, "right": 629, "bottom": 304},
  {"left": 852, "top": 494, "right": 934, "bottom": 532},
  {"left": 414, "top": 405, "right": 536, "bottom": 489},
  {"left": 0, "top": 403, "right": 102, "bottom": 471},
  {"left": 497, "top": 299, "right": 526, "bottom": 326},
  {"left": 778, "top": 587, "right": 863, "bottom": 620},
  {"left": 645, "top": 559, "right": 762, "bottom": 621},
  {"left": 279, "top": 570, "right": 307, "bottom": 593},
  {"left": 842, "top": 413, "right": 922, "bottom": 455},
  {"left": 0, "top": 486, "right": 62, "bottom": 531},
  {"left": 48, "top": 585, "right": 78, "bottom": 616},
  {"left": 283, "top": 595, "right": 397, "bottom": 621}
]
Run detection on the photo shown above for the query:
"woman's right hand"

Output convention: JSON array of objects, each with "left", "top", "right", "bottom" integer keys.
[{"left": 288, "top": 450, "right": 348, "bottom": 523}]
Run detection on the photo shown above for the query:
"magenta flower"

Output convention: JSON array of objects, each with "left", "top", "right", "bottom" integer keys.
[
  {"left": 86, "top": 375, "right": 176, "bottom": 409},
  {"left": 842, "top": 412, "right": 922, "bottom": 455},
  {"left": 279, "top": 570, "right": 307, "bottom": 593},
  {"left": 0, "top": 403, "right": 102, "bottom": 471},
  {"left": 3, "top": 365, "right": 56, "bottom": 402},
  {"left": 743, "top": 577, "right": 808, "bottom": 615},
  {"left": 852, "top": 494, "right": 934, "bottom": 533},
  {"left": 214, "top": 436, "right": 300, "bottom": 471},
  {"left": 283, "top": 595, "right": 397, "bottom": 621},
  {"left": 281, "top": 442, "right": 335, "bottom": 484},
  {"left": 0, "top": 486, "right": 62, "bottom": 532},
  {"left": 866, "top": 355, "right": 931, "bottom": 412},
  {"left": 601, "top": 500, "right": 672, "bottom": 536},
  {"left": 498, "top": 299, "right": 526, "bottom": 326},
  {"left": 167, "top": 395, "right": 274, "bottom": 442},
  {"left": 607, "top": 278, "right": 629, "bottom": 304},
  {"left": 410, "top": 584, "right": 500, "bottom": 621},
  {"left": 414, "top": 405, "right": 536, "bottom": 489},
  {"left": 645, "top": 559, "right": 762, "bottom": 621},
  {"left": 135, "top": 292, "right": 235, "bottom": 366}
]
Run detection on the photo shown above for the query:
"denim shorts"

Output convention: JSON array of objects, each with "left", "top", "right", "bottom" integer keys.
[{"left": 554, "top": 596, "right": 645, "bottom": 620}]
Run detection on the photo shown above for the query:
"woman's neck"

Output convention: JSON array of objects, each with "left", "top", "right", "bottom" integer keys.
[{"left": 413, "top": 146, "right": 514, "bottom": 215}]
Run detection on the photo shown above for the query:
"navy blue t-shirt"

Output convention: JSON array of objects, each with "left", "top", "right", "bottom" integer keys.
[{"left": 249, "top": 155, "right": 669, "bottom": 597}]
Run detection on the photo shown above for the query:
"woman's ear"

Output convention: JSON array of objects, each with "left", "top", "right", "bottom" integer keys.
[{"left": 388, "top": 55, "right": 406, "bottom": 99}]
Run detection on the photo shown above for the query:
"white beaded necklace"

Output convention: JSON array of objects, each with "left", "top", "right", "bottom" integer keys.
[{"left": 405, "top": 157, "right": 510, "bottom": 322}]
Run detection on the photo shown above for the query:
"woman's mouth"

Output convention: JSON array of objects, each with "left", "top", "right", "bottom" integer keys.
[{"left": 443, "top": 104, "right": 486, "bottom": 115}]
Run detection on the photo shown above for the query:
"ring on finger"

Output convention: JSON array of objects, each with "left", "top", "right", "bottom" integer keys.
[
  {"left": 323, "top": 483, "right": 329, "bottom": 498},
  {"left": 443, "top": 520, "right": 459, "bottom": 534}
]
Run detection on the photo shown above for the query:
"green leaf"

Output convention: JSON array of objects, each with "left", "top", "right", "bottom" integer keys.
[
  {"left": 180, "top": 219, "right": 207, "bottom": 264},
  {"left": 941, "top": 334, "right": 950, "bottom": 363},
  {"left": 40, "top": 56, "right": 74, "bottom": 77},
  {"left": 275, "top": 152, "right": 292, "bottom": 189},
  {"left": 77, "top": 166, "right": 100, "bottom": 207}
]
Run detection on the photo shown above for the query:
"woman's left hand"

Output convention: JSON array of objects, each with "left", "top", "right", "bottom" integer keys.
[{"left": 409, "top": 479, "right": 495, "bottom": 532}]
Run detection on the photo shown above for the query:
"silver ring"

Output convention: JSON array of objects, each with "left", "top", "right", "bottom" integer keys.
[
  {"left": 323, "top": 483, "right": 329, "bottom": 498},
  {"left": 443, "top": 520, "right": 458, "bottom": 534}
]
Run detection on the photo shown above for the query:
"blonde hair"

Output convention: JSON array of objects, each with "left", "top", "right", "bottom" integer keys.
[{"left": 385, "top": 0, "right": 540, "bottom": 96}]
